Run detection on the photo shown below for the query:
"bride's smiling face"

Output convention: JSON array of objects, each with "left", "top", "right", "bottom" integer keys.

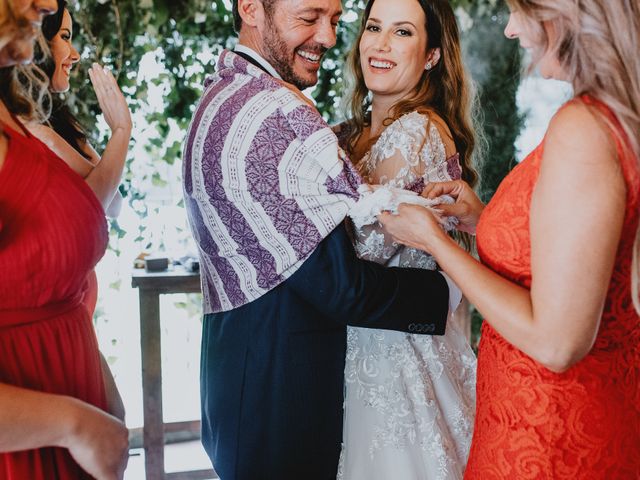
[{"left": 359, "top": 0, "right": 431, "bottom": 102}]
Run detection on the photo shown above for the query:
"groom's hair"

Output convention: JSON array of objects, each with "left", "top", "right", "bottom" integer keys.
[{"left": 232, "top": 0, "right": 279, "bottom": 33}]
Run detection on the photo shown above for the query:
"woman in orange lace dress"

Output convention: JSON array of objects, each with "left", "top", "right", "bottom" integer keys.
[
  {"left": 0, "top": 1, "right": 129, "bottom": 479},
  {"left": 380, "top": 0, "right": 640, "bottom": 478}
]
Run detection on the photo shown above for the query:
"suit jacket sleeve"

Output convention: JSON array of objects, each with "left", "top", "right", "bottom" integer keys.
[{"left": 288, "top": 222, "right": 449, "bottom": 334}]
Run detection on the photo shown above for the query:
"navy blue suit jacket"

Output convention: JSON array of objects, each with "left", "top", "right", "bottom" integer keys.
[{"left": 200, "top": 222, "right": 449, "bottom": 479}]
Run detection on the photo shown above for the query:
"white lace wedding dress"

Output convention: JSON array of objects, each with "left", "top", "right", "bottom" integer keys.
[{"left": 337, "top": 112, "right": 477, "bottom": 480}]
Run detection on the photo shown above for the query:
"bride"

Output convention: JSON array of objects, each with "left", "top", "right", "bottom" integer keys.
[{"left": 336, "top": 0, "right": 480, "bottom": 478}]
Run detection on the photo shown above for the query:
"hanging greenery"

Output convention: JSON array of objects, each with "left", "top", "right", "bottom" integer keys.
[{"left": 461, "top": 2, "right": 523, "bottom": 202}]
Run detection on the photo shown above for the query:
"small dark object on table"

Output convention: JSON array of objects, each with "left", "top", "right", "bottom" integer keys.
[{"left": 144, "top": 257, "right": 169, "bottom": 272}]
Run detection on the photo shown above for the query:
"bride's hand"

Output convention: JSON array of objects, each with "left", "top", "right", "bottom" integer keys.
[{"left": 422, "top": 180, "right": 484, "bottom": 234}]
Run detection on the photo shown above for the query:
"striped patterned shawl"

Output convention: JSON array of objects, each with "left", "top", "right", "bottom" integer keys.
[{"left": 183, "top": 49, "right": 362, "bottom": 313}]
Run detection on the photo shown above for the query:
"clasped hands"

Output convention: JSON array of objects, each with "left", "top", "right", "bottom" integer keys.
[
  {"left": 277, "top": 79, "right": 484, "bottom": 254},
  {"left": 378, "top": 180, "right": 485, "bottom": 254}
]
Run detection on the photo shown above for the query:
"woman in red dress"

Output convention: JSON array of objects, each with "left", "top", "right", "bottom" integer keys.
[
  {"left": 1, "top": 0, "right": 134, "bottom": 420},
  {"left": 380, "top": 0, "right": 640, "bottom": 478},
  {"left": 0, "top": 1, "right": 129, "bottom": 479}
]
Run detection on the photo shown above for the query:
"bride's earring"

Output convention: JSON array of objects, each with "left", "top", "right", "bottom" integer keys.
[{"left": 425, "top": 62, "right": 432, "bottom": 71}]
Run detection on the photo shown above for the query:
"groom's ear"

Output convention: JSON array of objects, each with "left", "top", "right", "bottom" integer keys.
[
  {"left": 237, "top": 0, "right": 264, "bottom": 28},
  {"left": 425, "top": 47, "right": 442, "bottom": 69}
]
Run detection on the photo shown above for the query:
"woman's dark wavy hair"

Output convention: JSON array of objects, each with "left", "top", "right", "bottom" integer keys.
[{"left": 38, "top": 0, "right": 91, "bottom": 159}]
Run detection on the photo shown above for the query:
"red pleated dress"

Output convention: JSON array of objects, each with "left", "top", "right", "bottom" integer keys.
[
  {"left": 0, "top": 119, "right": 109, "bottom": 479},
  {"left": 464, "top": 96, "right": 640, "bottom": 479}
]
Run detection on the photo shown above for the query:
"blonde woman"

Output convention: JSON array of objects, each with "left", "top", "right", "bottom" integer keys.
[
  {"left": 381, "top": 0, "right": 640, "bottom": 478},
  {"left": 0, "top": 1, "right": 129, "bottom": 479}
]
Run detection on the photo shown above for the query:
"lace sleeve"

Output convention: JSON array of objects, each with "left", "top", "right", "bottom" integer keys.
[
  {"left": 351, "top": 112, "right": 455, "bottom": 265},
  {"left": 358, "top": 111, "right": 458, "bottom": 186}
]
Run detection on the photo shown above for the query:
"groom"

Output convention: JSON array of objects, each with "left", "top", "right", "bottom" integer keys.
[{"left": 182, "top": 0, "right": 453, "bottom": 478}]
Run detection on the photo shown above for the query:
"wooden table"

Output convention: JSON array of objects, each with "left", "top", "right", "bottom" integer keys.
[{"left": 132, "top": 266, "right": 215, "bottom": 480}]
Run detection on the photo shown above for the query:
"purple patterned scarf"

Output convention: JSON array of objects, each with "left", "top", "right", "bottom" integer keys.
[{"left": 183, "top": 50, "right": 362, "bottom": 313}]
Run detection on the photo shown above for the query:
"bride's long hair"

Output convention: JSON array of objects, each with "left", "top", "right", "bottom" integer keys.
[
  {"left": 342, "top": 0, "right": 481, "bottom": 191},
  {"left": 507, "top": 0, "right": 640, "bottom": 314}
]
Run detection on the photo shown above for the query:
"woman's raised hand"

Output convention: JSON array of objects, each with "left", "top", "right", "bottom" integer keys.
[
  {"left": 422, "top": 180, "right": 485, "bottom": 234},
  {"left": 88, "top": 64, "right": 132, "bottom": 135}
]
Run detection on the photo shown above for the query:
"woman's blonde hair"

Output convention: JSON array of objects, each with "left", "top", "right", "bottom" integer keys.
[
  {"left": 0, "top": 62, "right": 51, "bottom": 122},
  {"left": 0, "top": 0, "right": 37, "bottom": 64},
  {"left": 508, "top": 0, "right": 640, "bottom": 314},
  {"left": 342, "top": 0, "right": 482, "bottom": 250},
  {"left": 0, "top": 0, "right": 20, "bottom": 53},
  {"left": 0, "top": 0, "right": 51, "bottom": 122}
]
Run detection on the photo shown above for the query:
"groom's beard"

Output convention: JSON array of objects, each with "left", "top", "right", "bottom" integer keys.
[{"left": 262, "top": 21, "right": 326, "bottom": 90}]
